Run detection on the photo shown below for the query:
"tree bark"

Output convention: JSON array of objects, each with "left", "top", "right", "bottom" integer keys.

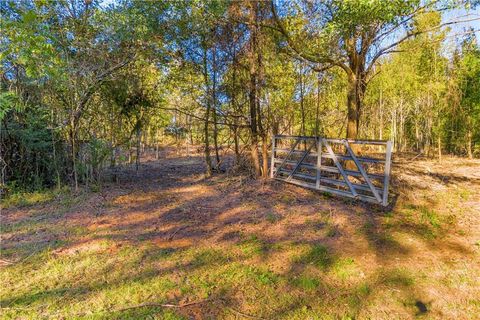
[
  {"left": 300, "top": 62, "right": 306, "bottom": 137},
  {"left": 315, "top": 73, "right": 321, "bottom": 136},
  {"left": 231, "top": 43, "right": 241, "bottom": 165},
  {"left": 69, "top": 121, "right": 78, "bottom": 191},
  {"left": 155, "top": 129, "right": 160, "bottom": 160},
  {"left": 248, "top": 0, "right": 261, "bottom": 177},
  {"left": 212, "top": 46, "right": 220, "bottom": 169},
  {"left": 202, "top": 44, "right": 213, "bottom": 176},
  {"left": 346, "top": 73, "right": 362, "bottom": 140},
  {"left": 204, "top": 105, "right": 213, "bottom": 176},
  {"left": 136, "top": 124, "right": 141, "bottom": 172},
  {"left": 249, "top": 75, "right": 261, "bottom": 177},
  {"left": 467, "top": 128, "right": 473, "bottom": 159},
  {"left": 262, "top": 135, "right": 268, "bottom": 177},
  {"left": 438, "top": 134, "right": 442, "bottom": 162}
]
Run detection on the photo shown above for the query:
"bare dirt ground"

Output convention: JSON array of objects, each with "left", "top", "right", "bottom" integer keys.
[{"left": 1, "top": 149, "right": 480, "bottom": 319}]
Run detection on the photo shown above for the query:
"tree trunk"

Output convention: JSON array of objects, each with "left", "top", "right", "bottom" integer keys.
[
  {"left": 213, "top": 109, "right": 220, "bottom": 168},
  {"left": 155, "top": 129, "right": 160, "bottom": 160},
  {"left": 346, "top": 74, "right": 361, "bottom": 139},
  {"left": 128, "top": 140, "right": 132, "bottom": 164},
  {"left": 69, "top": 123, "right": 78, "bottom": 191},
  {"left": 262, "top": 136, "right": 268, "bottom": 178},
  {"left": 136, "top": 125, "right": 141, "bottom": 172},
  {"left": 248, "top": 0, "right": 261, "bottom": 177},
  {"left": 300, "top": 62, "right": 305, "bottom": 137},
  {"left": 233, "top": 122, "right": 240, "bottom": 164},
  {"left": 315, "top": 73, "right": 321, "bottom": 136},
  {"left": 203, "top": 45, "right": 213, "bottom": 176},
  {"left": 467, "top": 128, "right": 473, "bottom": 159},
  {"left": 204, "top": 105, "right": 213, "bottom": 176},
  {"left": 257, "top": 26, "right": 268, "bottom": 177},
  {"left": 212, "top": 46, "right": 220, "bottom": 169},
  {"left": 51, "top": 110, "right": 61, "bottom": 188},
  {"left": 399, "top": 98, "right": 404, "bottom": 152},
  {"left": 231, "top": 44, "right": 241, "bottom": 165},
  {"left": 438, "top": 134, "right": 442, "bottom": 162},
  {"left": 249, "top": 74, "right": 261, "bottom": 177}
]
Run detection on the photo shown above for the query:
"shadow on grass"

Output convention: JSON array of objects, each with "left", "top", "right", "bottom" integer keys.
[{"left": 2, "top": 153, "right": 478, "bottom": 319}]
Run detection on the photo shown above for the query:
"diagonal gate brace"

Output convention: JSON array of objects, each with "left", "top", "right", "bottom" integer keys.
[
  {"left": 274, "top": 138, "right": 301, "bottom": 178},
  {"left": 323, "top": 140, "right": 358, "bottom": 197},
  {"left": 343, "top": 140, "right": 382, "bottom": 202},
  {"left": 286, "top": 140, "right": 316, "bottom": 181}
]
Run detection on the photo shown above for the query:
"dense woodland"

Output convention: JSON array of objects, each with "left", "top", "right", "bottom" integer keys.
[{"left": 1, "top": 0, "right": 479, "bottom": 192}]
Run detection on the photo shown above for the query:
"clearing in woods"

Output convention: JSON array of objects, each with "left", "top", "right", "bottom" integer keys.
[{"left": 1, "top": 149, "right": 480, "bottom": 319}]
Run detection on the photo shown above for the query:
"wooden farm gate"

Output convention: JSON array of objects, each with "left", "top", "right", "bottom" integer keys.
[{"left": 270, "top": 135, "right": 393, "bottom": 206}]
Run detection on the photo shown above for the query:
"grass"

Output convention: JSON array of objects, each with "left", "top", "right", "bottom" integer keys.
[
  {"left": 266, "top": 212, "right": 282, "bottom": 223},
  {"left": 420, "top": 207, "right": 440, "bottom": 229},
  {"left": 0, "top": 186, "right": 81, "bottom": 210},
  {"left": 237, "top": 235, "right": 268, "bottom": 257},
  {"left": 292, "top": 275, "right": 320, "bottom": 290},
  {"left": 331, "top": 258, "right": 359, "bottom": 280},
  {"left": 295, "top": 244, "right": 332, "bottom": 270},
  {"left": 1, "top": 160, "right": 479, "bottom": 319},
  {"left": 1, "top": 189, "right": 57, "bottom": 208}
]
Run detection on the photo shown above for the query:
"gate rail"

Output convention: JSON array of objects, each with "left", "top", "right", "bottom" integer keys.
[{"left": 270, "top": 135, "right": 393, "bottom": 206}]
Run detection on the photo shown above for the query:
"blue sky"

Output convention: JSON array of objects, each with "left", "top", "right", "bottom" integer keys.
[
  {"left": 443, "top": 7, "right": 480, "bottom": 36},
  {"left": 442, "top": 7, "right": 480, "bottom": 52}
]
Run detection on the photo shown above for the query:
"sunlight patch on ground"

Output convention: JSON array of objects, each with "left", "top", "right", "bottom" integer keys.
[{"left": 1, "top": 155, "right": 480, "bottom": 319}]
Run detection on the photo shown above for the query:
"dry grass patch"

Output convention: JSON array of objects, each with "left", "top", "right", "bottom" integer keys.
[{"left": 1, "top": 154, "right": 479, "bottom": 319}]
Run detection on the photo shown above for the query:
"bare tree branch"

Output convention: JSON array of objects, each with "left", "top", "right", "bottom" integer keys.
[
  {"left": 270, "top": 0, "right": 352, "bottom": 75},
  {"left": 367, "top": 17, "right": 480, "bottom": 75},
  {"left": 71, "top": 54, "right": 136, "bottom": 127}
]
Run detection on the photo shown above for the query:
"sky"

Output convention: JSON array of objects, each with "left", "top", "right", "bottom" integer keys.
[
  {"left": 443, "top": 7, "right": 480, "bottom": 40},
  {"left": 441, "top": 7, "right": 480, "bottom": 54}
]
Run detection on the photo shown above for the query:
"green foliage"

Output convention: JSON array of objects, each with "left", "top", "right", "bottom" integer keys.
[
  {"left": 0, "top": 91, "right": 20, "bottom": 121},
  {"left": 1, "top": 102, "right": 66, "bottom": 191},
  {"left": 1, "top": 0, "right": 479, "bottom": 193},
  {"left": 444, "top": 34, "right": 480, "bottom": 156}
]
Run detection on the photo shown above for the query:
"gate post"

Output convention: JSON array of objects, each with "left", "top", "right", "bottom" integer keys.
[
  {"left": 270, "top": 136, "right": 276, "bottom": 178},
  {"left": 316, "top": 137, "right": 322, "bottom": 189},
  {"left": 382, "top": 141, "right": 393, "bottom": 206}
]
